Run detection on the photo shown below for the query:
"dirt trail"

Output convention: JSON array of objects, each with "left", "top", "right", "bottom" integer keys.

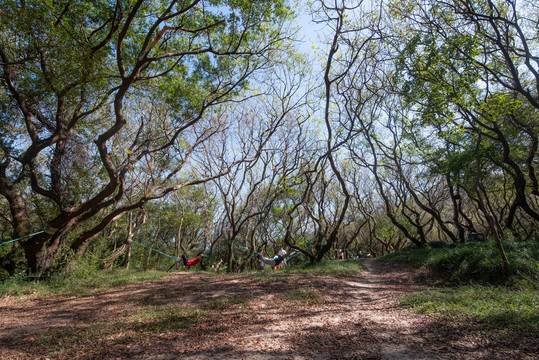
[
  {"left": 229, "top": 258, "right": 443, "bottom": 360},
  {"left": 0, "top": 259, "right": 535, "bottom": 359}
]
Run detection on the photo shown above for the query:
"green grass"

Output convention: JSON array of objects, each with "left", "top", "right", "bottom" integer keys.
[
  {"left": 284, "top": 288, "right": 323, "bottom": 304},
  {"left": 381, "top": 241, "right": 539, "bottom": 284},
  {"left": 1, "top": 258, "right": 363, "bottom": 299},
  {"left": 0, "top": 268, "right": 172, "bottom": 298},
  {"left": 288, "top": 259, "right": 364, "bottom": 275},
  {"left": 399, "top": 285, "right": 539, "bottom": 335},
  {"left": 379, "top": 244, "right": 437, "bottom": 267},
  {"left": 252, "top": 259, "right": 363, "bottom": 284},
  {"left": 384, "top": 241, "right": 539, "bottom": 337}
]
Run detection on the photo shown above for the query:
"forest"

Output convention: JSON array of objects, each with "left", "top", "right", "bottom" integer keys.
[{"left": 1, "top": 0, "right": 538, "bottom": 277}]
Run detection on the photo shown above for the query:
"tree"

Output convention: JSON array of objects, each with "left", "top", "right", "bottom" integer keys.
[
  {"left": 384, "top": 0, "right": 539, "bottom": 270},
  {"left": 203, "top": 59, "right": 312, "bottom": 271},
  {"left": 0, "top": 0, "right": 292, "bottom": 273},
  {"left": 300, "top": 0, "right": 378, "bottom": 261}
]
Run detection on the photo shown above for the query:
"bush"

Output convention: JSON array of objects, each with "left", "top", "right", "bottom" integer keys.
[
  {"left": 399, "top": 285, "right": 539, "bottom": 334},
  {"left": 427, "top": 241, "right": 454, "bottom": 249},
  {"left": 381, "top": 241, "right": 539, "bottom": 285}
]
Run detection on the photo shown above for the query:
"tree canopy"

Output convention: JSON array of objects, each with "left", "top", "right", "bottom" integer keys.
[{"left": 1, "top": 0, "right": 537, "bottom": 276}]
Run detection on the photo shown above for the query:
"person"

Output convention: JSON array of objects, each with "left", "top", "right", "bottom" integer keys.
[
  {"left": 276, "top": 247, "right": 287, "bottom": 269},
  {"left": 257, "top": 253, "right": 284, "bottom": 268},
  {"left": 257, "top": 257, "right": 265, "bottom": 271},
  {"left": 338, "top": 249, "right": 345, "bottom": 261},
  {"left": 211, "top": 259, "right": 224, "bottom": 272},
  {"left": 181, "top": 253, "right": 205, "bottom": 270}
]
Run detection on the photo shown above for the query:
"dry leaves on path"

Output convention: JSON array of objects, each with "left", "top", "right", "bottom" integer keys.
[{"left": 0, "top": 259, "right": 536, "bottom": 359}]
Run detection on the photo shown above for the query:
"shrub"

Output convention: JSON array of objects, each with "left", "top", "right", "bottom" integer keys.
[
  {"left": 399, "top": 285, "right": 539, "bottom": 335},
  {"left": 382, "top": 241, "right": 539, "bottom": 285}
]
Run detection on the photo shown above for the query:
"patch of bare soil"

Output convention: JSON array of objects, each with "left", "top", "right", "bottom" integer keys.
[{"left": 0, "top": 259, "right": 536, "bottom": 359}]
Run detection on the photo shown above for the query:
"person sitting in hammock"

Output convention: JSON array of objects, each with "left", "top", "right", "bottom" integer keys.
[
  {"left": 181, "top": 253, "right": 205, "bottom": 270},
  {"left": 257, "top": 253, "right": 284, "bottom": 268}
]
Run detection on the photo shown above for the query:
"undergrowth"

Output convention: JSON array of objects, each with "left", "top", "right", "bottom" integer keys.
[
  {"left": 381, "top": 240, "right": 539, "bottom": 285},
  {"left": 399, "top": 285, "right": 539, "bottom": 336},
  {"left": 253, "top": 259, "right": 362, "bottom": 284},
  {"left": 385, "top": 240, "right": 539, "bottom": 337},
  {"left": 1, "top": 256, "right": 363, "bottom": 299},
  {"left": 289, "top": 259, "right": 363, "bottom": 275},
  {"left": 0, "top": 267, "right": 171, "bottom": 298}
]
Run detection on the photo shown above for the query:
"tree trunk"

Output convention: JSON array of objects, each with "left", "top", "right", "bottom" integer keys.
[
  {"left": 20, "top": 233, "right": 56, "bottom": 273},
  {"left": 226, "top": 237, "right": 234, "bottom": 272},
  {"left": 0, "top": 179, "right": 47, "bottom": 272},
  {"left": 446, "top": 173, "right": 466, "bottom": 243},
  {"left": 101, "top": 244, "right": 127, "bottom": 269},
  {"left": 474, "top": 189, "right": 511, "bottom": 273},
  {"left": 125, "top": 210, "right": 146, "bottom": 269},
  {"left": 473, "top": 136, "right": 510, "bottom": 273},
  {"left": 175, "top": 217, "right": 184, "bottom": 258},
  {"left": 125, "top": 212, "right": 134, "bottom": 270}
]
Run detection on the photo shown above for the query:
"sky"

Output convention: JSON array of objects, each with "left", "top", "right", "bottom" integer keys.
[{"left": 291, "top": 0, "right": 330, "bottom": 55}]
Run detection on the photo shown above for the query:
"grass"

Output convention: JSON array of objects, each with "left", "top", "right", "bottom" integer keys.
[
  {"left": 284, "top": 288, "right": 323, "bottom": 304},
  {"left": 252, "top": 259, "right": 363, "bottom": 285},
  {"left": 384, "top": 240, "right": 539, "bottom": 337},
  {"left": 380, "top": 240, "right": 539, "bottom": 284},
  {"left": 379, "top": 244, "right": 436, "bottom": 267},
  {"left": 399, "top": 285, "right": 539, "bottom": 335},
  {"left": 0, "top": 268, "right": 172, "bottom": 298},
  {"left": 288, "top": 259, "right": 364, "bottom": 276},
  {"left": 127, "top": 305, "right": 208, "bottom": 333},
  {"left": 1, "top": 257, "right": 363, "bottom": 299}
]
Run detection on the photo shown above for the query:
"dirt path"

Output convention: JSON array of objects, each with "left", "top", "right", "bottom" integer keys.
[
  {"left": 217, "top": 259, "right": 426, "bottom": 360},
  {"left": 0, "top": 259, "right": 535, "bottom": 359}
]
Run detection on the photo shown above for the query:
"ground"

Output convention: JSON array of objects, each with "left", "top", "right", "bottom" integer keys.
[{"left": 0, "top": 259, "right": 536, "bottom": 359}]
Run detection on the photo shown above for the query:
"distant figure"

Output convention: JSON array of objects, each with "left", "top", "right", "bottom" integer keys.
[
  {"left": 212, "top": 260, "right": 224, "bottom": 272},
  {"left": 257, "top": 253, "right": 285, "bottom": 269},
  {"left": 181, "top": 253, "right": 205, "bottom": 270},
  {"left": 338, "top": 249, "right": 345, "bottom": 261},
  {"left": 277, "top": 247, "right": 287, "bottom": 269},
  {"left": 257, "top": 257, "right": 265, "bottom": 271}
]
